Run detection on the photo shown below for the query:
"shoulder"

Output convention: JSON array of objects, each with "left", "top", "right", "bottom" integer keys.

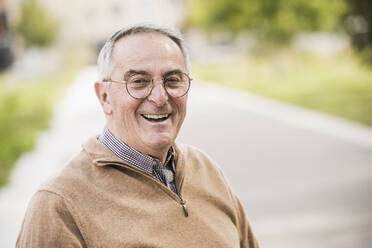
[
  {"left": 176, "top": 144, "right": 220, "bottom": 168},
  {"left": 175, "top": 143, "right": 216, "bottom": 163},
  {"left": 175, "top": 143, "right": 228, "bottom": 185},
  {"left": 38, "top": 143, "right": 100, "bottom": 204},
  {"left": 39, "top": 136, "right": 113, "bottom": 195}
]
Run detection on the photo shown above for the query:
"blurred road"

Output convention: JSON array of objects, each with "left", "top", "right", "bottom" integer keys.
[
  {"left": 0, "top": 66, "right": 371, "bottom": 248},
  {"left": 180, "top": 82, "right": 372, "bottom": 248}
]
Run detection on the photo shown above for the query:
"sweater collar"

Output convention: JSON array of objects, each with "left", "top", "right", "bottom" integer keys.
[
  {"left": 82, "top": 135, "right": 185, "bottom": 194},
  {"left": 82, "top": 135, "right": 180, "bottom": 170},
  {"left": 98, "top": 127, "right": 175, "bottom": 174}
]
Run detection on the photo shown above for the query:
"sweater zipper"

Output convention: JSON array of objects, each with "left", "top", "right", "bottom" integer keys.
[
  {"left": 152, "top": 174, "right": 189, "bottom": 217},
  {"left": 180, "top": 198, "right": 188, "bottom": 217},
  {"left": 109, "top": 161, "right": 189, "bottom": 217},
  {"left": 145, "top": 172, "right": 189, "bottom": 217}
]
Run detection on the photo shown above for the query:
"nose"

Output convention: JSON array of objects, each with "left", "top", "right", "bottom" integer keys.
[{"left": 147, "top": 80, "right": 169, "bottom": 107}]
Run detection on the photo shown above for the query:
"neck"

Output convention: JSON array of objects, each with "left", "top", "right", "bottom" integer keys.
[{"left": 105, "top": 125, "right": 170, "bottom": 164}]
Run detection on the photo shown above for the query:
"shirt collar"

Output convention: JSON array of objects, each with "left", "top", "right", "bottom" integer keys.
[{"left": 98, "top": 127, "right": 175, "bottom": 174}]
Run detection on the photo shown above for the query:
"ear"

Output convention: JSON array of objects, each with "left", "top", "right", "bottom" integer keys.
[{"left": 94, "top": 81, "right": 113, "bottom": 115}]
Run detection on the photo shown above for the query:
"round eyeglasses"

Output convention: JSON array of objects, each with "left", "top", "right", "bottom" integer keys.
[{"left": 103, "top": 72, "right": 191, "bottom": 99}]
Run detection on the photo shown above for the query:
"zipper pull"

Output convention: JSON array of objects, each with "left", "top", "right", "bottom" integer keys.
[{"left": 180, "top": 199, "right": 189, "bottom": 217}]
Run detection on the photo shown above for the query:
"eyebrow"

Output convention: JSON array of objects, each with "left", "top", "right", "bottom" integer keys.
[
  {"left": 163, "top": 70, "right": 184, "bottom": 77},
  {"left": 124, "top": 70, "right": 150, "bottom": 79},
  {"left": 124, "top": 69, "right": 185, "bottom": 79}
]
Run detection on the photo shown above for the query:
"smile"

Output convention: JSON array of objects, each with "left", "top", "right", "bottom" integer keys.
[{"left": 141, "top": 113, "right": 171, "bottom": 122}]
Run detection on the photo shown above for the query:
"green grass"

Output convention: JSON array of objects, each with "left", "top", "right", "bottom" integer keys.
[
  {"left": 0, "top": 65, "right": 80, "bottom": 188},
  {"left": 192, "top": 51, "right": 372, "bottom": 126}
]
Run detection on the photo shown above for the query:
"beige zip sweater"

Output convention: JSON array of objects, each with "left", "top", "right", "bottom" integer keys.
[{"left": 17, "top": 137, "right": 259, "bottom": 248}]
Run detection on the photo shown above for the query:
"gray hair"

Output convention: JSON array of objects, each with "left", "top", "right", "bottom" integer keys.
[{"left": 97, "top": 23, "right": 190, "bottom": 81}]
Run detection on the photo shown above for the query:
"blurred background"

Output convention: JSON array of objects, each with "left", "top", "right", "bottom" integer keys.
[{"left": 0, "top": 0, "right": 372, "bottom": 247}]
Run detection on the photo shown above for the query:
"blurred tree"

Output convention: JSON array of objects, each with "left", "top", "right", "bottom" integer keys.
[
  {"left": 185, "top": 0, "right": 346, "bottom": 44},
  {"left": 15, "top": 0, "right": 59, "bottom": 48},
  {"left": 344, "top": 0, "right": 372, "bottom": 64},
  {"left": 0, "top": 1, "right": 13, "bottom": 70}
]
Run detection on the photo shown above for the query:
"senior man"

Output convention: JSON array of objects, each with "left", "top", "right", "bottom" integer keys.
[{"left": 17, "top": 24, "right": 259, "bottom": 247}]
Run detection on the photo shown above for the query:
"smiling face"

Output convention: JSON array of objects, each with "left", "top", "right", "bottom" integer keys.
[{"left": 95, "top": 32, "right": 188, "bottom": 162}]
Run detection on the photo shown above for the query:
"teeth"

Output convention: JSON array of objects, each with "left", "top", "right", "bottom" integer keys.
[{"left": 143, "top": 114, "right": 169, "bottom": 119}]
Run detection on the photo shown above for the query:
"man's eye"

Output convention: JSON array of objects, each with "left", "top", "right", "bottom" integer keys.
[
  {"left": 132, "top": 78, "right": 150, "bottom": 84},
  {"left": 129, "top": 78, "right": 151, "bottom": 88},
  {"left": 165, "top": 76, "right": 181, "bottom": 83}
]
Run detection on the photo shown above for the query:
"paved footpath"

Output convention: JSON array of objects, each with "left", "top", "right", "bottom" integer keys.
[{"left": 1, "top": 66, "right": 372, "bottom": 248}]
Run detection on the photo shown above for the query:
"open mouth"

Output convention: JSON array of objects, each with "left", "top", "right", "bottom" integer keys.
[{"left": 141, "top": 113, "right": 171, "bottom": 122}]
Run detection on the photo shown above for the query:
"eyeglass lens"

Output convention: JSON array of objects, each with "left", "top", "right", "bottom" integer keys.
[{"left": 126, "top": 73, "right": 190, "bottom": 99}]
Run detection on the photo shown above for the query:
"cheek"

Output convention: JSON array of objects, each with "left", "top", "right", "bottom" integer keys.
[
  {"left": 117, "top": 101, "right": 142, "bottom": 125},
  {"left": 110, "top": 91, "right": 139, "bottom": 116},
  {"left": 176, "top": 98, "right": 187, "bottom": 121}
]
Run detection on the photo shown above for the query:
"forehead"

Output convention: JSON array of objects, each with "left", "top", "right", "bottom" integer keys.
[{"left": 110, "top": 32, "right": 186, "bottom": 73}]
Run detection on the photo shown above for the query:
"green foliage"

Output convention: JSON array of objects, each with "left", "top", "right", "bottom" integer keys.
[
  {"left": 192, "top": 52, "right": 372, "bottom": 126},
  {"left": 15, "top": 0, "right": 60, "bottom": 48},
  {"left": 0, "top": 66, "right": 78, "bottom": 188},
  {"left": 186, "top": 0, "right": 347, "bottom": 44},
  {"left": 359, "top": 48, "right": 372, "bottom": 65},
  {"left": 344, "top": 0, "right": 372, "bottom": 65},
  {"left": 0, "top": 86, "right": 51, "bottom": 186}
]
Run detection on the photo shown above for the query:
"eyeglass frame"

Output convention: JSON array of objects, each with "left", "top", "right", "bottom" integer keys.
[{"left": 102, "top": 71, "right": 192, "bottom": 99}]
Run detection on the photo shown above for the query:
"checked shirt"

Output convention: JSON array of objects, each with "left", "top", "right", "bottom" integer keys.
[{"left": 98, "top": 127, "right": 177, "bottom": 194}]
